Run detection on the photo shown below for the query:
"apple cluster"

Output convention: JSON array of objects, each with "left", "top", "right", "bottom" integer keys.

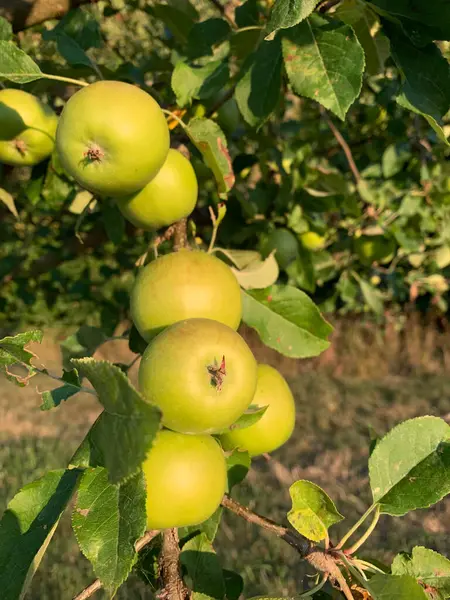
[{"left": 1, "top": 80, "right": 296, "bottom": 531}]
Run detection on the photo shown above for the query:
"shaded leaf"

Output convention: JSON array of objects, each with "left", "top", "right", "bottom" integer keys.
[
  {"left": 0, "top": 16, "right": 12, "bottom": 41},
  {"left": 226, "top": 448, "right": 251, "bottom": 491},
  {"left": 241, "top": 285, "right": 332, "bottom": 358},
  {"left": 71, "top": 358, "right": 161, "bottom": 483},
  {"left": 39, "top": 368, "right": 82, "bottom": 410},
  {"left": 397, "top": 93, "right": 450, "bottom": 147},
  {"left": 181, "top": 533, "right": 226, "bottom": 600},
  {"left": 223, "top": 405, "right": 268, "bottom": 433},
  {"left": 223, "top": 570, "right": 244, "bottom": 600},
  {"left": 187, "top": 18, "right": 230, "bottom": 59},
  {"left": 282, "top": 14, "right": 365, "bottom": 120},
  {"left": 172, "top": 60, "right": 229, "bottom": 107},
  {"left": 0, "top": 41, "right": 43, "bottom": 83},
  {"left": 358, "top": 277, "right": 384, "bottom": 315},
  {"left": 287, "top": 480, "right": 343, "bottom": 542},
  {"left": 369, "top": 416, "right": 450, "bottom": 516},
  {"left": 72, "top": 468, "right": 146, "bottom": 595},
  {"left": 235, "top": 37, "right": 283, "bottom": 128},
  {"left": 187, "top": 117, "right": 235, "bottom": 194},
  {"left": 60, "top": 325, "right": 108, "bottom": 370},
  {"left": 101, "top": 199, "right": 125, "bottom": 245},
  {"left": 151, "top": 4, "right": 196, "bottom": 43},
  {"left": 179, "top": 508, "right": 223, "bottom": 543},
  {"left": 0, "top": 469, "right": 82, "bottom": 600}
]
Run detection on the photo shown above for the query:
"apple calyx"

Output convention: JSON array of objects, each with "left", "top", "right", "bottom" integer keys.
[
  {"left": 207, "top": 355, "right": 226, "bottom": 391},
  {"left": 84, "top": 143, "right": 104, "bottom": 162},
  {"left": 14, "top": 139, "right": 27, "bottom": 156}
]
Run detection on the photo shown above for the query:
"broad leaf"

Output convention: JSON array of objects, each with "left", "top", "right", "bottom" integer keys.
[
  {"left": 282, "top": 14, "right": 365, "bottom": 120},
  {"left": 0, "top": 188, "right": 18, "bottom": 218},
  {"left": 369, "top": 416, "right": 450, "bottom": 516},
  {"left": 226, "top": 448, "right": 251, "bottom": 491},
  {"left": 369, "top": 0, "right": 450, "bottom": 43},
  {"left": 336, "top": 0, "right": 390, "bottom": 76},
  {"left": 0, "top": 16, "right": 12, "bottom": 41},
  {"left": 397, "top": 94, "right": 450, "bottom": 147},
  {"left": 101, "top": 199, "right": 125, "bottom": 244},
  {"left": 267, "top": 0, "right": 320, "bottom": 35},
  {"left": 39, "top": 368, "right": 82, "bottom": 410},
  {"left": 0, "top": 469, "right": 82, "bottom": 600},
  {"left": 392, "top": 546, "right": 450, "bottom": 596},
  {"left": 60, "top": 325, "right": 108, "bottom": 369},
  {"left": 181, "top": 533, "right": 226, "bottom": 600},
  {"left": 187, "top": 18, "right": 230, "bottom": 59},
  {"left": 71, "top": 358, "right": 161, "bottom": 483},
  {"left": 241, "top": 285, "right": 332, "bottom": 358},
  {"left": 151, "top": 4, "right": 196, "bottom": 43},
  {"left": 231, "top": 252, "right": 279, "bottom": 290},
  {"left": 172, "top": 60, "right": 229, "bottom": 107},
  {"left": 287, "top": 480, "right": 343, "bottom": 542},
  {"left": 0, "top": 42, "right": 43, "bottom": 83},
  {"left": 72, "top": 468, "right": 146, "bottom": 595},
  {"left": 223, "top": 405, "right": 268, "bottom": 433},
  {"left": 367, "top": 574, "right": 428, "bottom": 600},
  {"left": 187, "top": 117, "right": 235, "bottom": 194},
  {"left": 358, "top": 278, "right": 384, "bottom": 315},
  {"left": 179, "top": 508, "right": 223, "bottom": 543},
  {"left": 44, "top": 7, "right": 102, "bottom": 49},
  {"left": 223, "top": 570, "right": 244, "bottom": 600},
  {"left": 0, "top": 329, "right": 43, "bottom": 385},
  {"left": 383, "top": 22, "right": 450, "bottom": 123},
  {"left": 235, "top": 37, "right": 283, "bottom": 128}
]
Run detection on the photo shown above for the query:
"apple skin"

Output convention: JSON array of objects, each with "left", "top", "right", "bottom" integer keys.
[
  {"left": 130, "top": 250, "right": 242, "bottom": 341},
  {"left": 0, "top": 89, "right": 57, "bottom": 166},
  {"left": 56, "top": 81, "right": 169, "bottom": 196},
  {"left": 260, "top": 228, "right": 299, "bottom": 270},
  {"left": 300, "top": 231, "right": 325, "bottom": 251},
  {"left": 354, "top": 235, "right": 396, "bottom": 266},
  {"left": 143, "top": 429, "right": 227, "bottom": 529},
  {"left": 138, "top": 318, "right": 258, "bottom": 434},
  {"left": 116, "top": 149, "right": 198, "bottom": 230},
  {"left": 220, "top": 364, "right": 296, "bottom": 457}
]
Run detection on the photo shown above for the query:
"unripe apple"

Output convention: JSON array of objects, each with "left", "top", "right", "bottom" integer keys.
[
  {"left": 260, "top": 228, "right": 299, "bottom": 270},
  {"left": 116, "top": 149, "right": 198, "bottom": 230},
  {"left": 143, "top": 430, "right": 227, "bottom": 529},
  {"left": 139, "top": 318, "right": 258, "bottom": 434},
  {"left": 56, "top": 81, "right": 170, "bottom": 196},
  {"left": 0, "top": 89, "right": 57, "bottom": 166},
  {"left": 300, "top": 231, "right": 326, "bottom": 251},
  {"left": 220, "top": 364, "right": 296, "bottom": 456},
  {"left": 130, "top": 250, "right": 242, "bottom": 341}
]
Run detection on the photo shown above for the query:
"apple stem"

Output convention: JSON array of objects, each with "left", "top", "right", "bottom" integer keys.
[
  {"left": 14, "top": 139, "right": 27, "bottom": 156},
  {"left": 207, "top": 355, "right": 226, "bottom": 390}
]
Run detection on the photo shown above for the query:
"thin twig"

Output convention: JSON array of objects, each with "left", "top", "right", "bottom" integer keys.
[
  {"left": 160, "top": 529, "right": 188, "bottom": 600},
  {"left": 33, "top": 366, "right": 97, "bottom": 397},
  {"left": 320, "top": 107, "right": 361, "bottom": 184},
  {"left": 73, "top": 530, "right": 159, "bottom": 600},
  {"left": 221, "top": 495, "right": 312, "bottom": 556},
  {"left": 318, "top": 0, "right": 341, "bottom": 12}
]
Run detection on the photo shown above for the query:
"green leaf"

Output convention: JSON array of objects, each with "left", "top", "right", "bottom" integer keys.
[
  {"left": 226, "top": 448, "right": 251, "bottom": 491},
  {"left": 267, "top": 0, "right": 320, "bottom": 35},
  {"left": 392, "top": 546, "right": 450, "bottom": 596},
  {"left": 53, "top": 33, "right": 96, "bottom": 69},
  {"left": 235, "top": 37, "right": 283, "bottom": 128},
  {"left": 367, "top": 574, "right": 428, "bottom": 600},
  {"left": 231, "top": 28, "right": 261, "bottom": 61},
  {"left": 187, "top": 18, "right": 230, "bottom": 59},
  {"left": 397, "top": 93, "right": 450, "bottom": 147},
  {"left": 368, "top": 0, "right": 450, "bottom": 43},
  {"left": 39, "top": 368, "right": 82, "bottom": 410},
  {"left": 369, "top": 416, "right": 450, "bottom": 516},
  {"left": 223, "top": 405, "right": 268, "bottom": 433},
  {"left": 72, "top": 468, "right": 146, "bottom": 595},
  {"left": 0, "top": 188, "right": 19, "bottom": 218},
  {"left": 282, "top": 14, "right": 365, "bottom": 120},
  {"left": 172, "top": 60, "right": 229, "bottom": 107},
  {"left": 241, "top": 285, "right": 332, "bottom": 358},
  {"left": 231, "top": 253, "right": 279, "bottom": 290},
  {"left": 187, "top": 117, "right": 235, "bottom": 194},
  {"left": 101, "top": 199, "right": 125, "bottom": 244},
  {"left": 151, "top": 3, "right": 196, "bottom": 43},
  {"left": 336, "top": 0, "right": 389, "bottom": 76},
  {"left": 0, "top": 17, "right": 12, "bottom": 41},
  {"left": 0, "top": 41, "right": 43, "bottom": 83},
  {"left": 60, "top": 325, "right": 108, "bottom": 370},
  {"left": 0, "top": 469, "right": 82, "bottom": 600},
  {"left": 286, "top": 245, "right": 316, "bottom": 294},
  {"left": 358, "top": 277, "right": 384, "bottom": 315},
  {"left": 383, "top": 21, "right": 450, "bottom": 123},
  {"left": 179, "top": 507, "right": 223, "bottom": 543},
  {"left": 0, "top": 329, "right": 43, "bottom": 386},
  {"left": 128, "top": 325, "right": 148, "bottom": 355},
  {"left": 287, "top": 480, "right": 343, "bottom": 542},
  {"left": 223, "top": 570, "right": 244, "bottom": 600},
  {"left": 71, "top": 358, "right": 161, "bottom": 484},
  {"left": 181, "top": 533, "right": 226, "bottom": 600},
  {"left": 44, "top": 8, "right": 102, "bottom": 49}
]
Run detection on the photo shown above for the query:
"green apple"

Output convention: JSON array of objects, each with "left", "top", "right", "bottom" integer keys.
[
  {"left": 300, "top": 231, "right": 325, "bottom": 251},
  {"left": 260, "top": 228, "right": 299, "bottom": 270},
  {"left": 220, "top": 364, "right": 296, "bottom": 456},
  {"left": 139, "top": 318, "right": 258, "bottom": 434},
  {"left": 354, "top": 235, "right": 396, "bottom": 266},
  {"left": 116, "top": 149, "right": 198, "bottom": 230},
  {"left": 143, "top": 430, "right": 227, "bottom": 529},
  {"left": 56, "top": 80, "right": 169, "bottom": 196},
  {"left": 130, "top": 250, "right": 242, "bottom": 341},
  {"left": 0, "top": 89, "right": 57, "bottom": 166}
]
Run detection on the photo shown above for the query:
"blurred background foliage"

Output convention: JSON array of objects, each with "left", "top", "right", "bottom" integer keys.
[{"left": 1, "top": 0, "right": 450, "bottom": 333}]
